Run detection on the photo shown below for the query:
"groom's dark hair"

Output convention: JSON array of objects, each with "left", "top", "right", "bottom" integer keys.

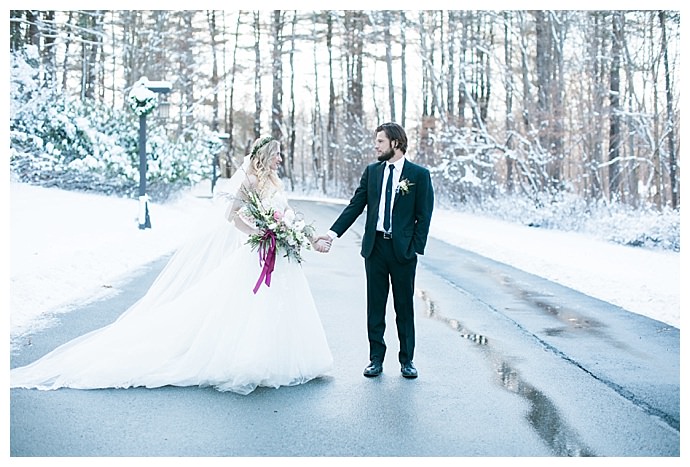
[{"left": 376, "top": 122, "right": 408, "bottom": 154}]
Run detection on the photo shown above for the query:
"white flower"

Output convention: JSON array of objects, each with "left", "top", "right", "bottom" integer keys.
[
  {"left": 283, "top": 209, "right": 296, "bottom": 227},
  {"left": 396, "top": 178, "right": 414, "bottom": 195}
]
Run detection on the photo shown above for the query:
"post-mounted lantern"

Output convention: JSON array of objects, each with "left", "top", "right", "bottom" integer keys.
[{"left": 128, "top": 77, "right": 172, "bottom": 229}]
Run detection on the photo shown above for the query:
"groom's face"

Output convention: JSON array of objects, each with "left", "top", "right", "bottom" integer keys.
[{"left": 375, "top": 131, "right": 394, "bottom": 162}]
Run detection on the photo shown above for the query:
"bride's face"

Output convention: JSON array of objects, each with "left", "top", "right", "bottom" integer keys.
[{"left": 269, "top": 147, "right": 282, "bottom": 171}]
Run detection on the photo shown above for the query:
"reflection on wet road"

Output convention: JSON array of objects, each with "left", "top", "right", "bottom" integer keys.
[
  {"left": 456, "top": 260, "right": 680, "bottom": 433},
  {"left": 418, "top": 288, "right": 595, "bottom": 456}
]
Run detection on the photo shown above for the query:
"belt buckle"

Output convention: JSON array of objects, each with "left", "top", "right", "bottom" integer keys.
[{"left": 383, "top": 232, "right": 392, "bottom": 240}]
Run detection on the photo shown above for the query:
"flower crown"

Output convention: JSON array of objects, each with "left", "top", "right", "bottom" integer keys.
[{"left": 251, "top": 136, "right": 275, "bottom": 157}]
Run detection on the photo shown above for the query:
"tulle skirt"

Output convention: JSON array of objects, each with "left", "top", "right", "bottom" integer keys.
[{"left": 10, "top": 218, "right": 333, "bottom": 395}]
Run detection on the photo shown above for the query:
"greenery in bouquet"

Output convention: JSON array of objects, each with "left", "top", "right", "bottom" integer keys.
[{"left": 240, "top": 186, "right": 315, "bottom": 264}]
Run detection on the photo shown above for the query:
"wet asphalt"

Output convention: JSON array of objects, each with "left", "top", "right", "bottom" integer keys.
[{"left": 9, "top": 200, "right": 680, "bottom": 457}]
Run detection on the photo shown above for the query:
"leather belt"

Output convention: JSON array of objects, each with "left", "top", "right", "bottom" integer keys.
[{"left": 376, "top": 231, "right": 392, "bottom": 240}]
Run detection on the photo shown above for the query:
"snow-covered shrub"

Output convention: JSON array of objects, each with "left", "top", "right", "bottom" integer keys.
[
  {"left": 443, "top": 189, "right": 680, "bottom": 252},
  {"left": 9, "top": 46, "right": 218, "bottom": 201}
]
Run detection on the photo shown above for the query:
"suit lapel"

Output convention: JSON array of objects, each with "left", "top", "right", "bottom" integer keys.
[{"left": 375, "top": 162, "right": 385, "bottom": 197}]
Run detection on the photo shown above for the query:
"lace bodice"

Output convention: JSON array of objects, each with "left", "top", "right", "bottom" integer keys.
[{"left": 265, "top": 189, "right": 289, "bottom": 212}]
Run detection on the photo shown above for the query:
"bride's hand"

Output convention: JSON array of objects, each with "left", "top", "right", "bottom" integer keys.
[{"left": 232, "top": 209, "right": 261, "bottom": 235}]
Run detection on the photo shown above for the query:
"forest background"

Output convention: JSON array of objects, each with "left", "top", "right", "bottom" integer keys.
[{"left": 8, "top": 8, "right": 681, "bottom": 251}]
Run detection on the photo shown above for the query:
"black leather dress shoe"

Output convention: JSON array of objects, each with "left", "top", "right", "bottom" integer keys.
[
  {"left": 401, "top": 362, "right": 418, "bottom": 379},
  {"left": 363, "top": 361, "right": 383, "bottom": 377}
]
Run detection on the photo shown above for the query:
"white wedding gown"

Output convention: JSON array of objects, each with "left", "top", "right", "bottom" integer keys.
[{"left": 10, "top": 182, "right": 333, "bottom": 395}]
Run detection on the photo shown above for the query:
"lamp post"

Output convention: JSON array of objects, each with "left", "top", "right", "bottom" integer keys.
[{"left": 129, "top": 77, "right": 171, "bottom": 229}]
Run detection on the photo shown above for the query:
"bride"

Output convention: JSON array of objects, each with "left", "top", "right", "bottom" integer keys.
[{"left": 10, "top": 136, "right": 334, "bottom": 395}]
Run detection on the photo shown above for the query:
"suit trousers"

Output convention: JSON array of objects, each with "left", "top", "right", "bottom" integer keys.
[{"left": 364, "top": 233, "right": 418, "bottom": 365}]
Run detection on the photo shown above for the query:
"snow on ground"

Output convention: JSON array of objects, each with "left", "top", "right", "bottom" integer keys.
[{"left": 6, "top": 180, "right": 680, "bottom": 346}]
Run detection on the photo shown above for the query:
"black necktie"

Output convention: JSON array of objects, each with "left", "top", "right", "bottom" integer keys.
[{"left": 383, "top": 164, "right": 394, "bottom": 233}]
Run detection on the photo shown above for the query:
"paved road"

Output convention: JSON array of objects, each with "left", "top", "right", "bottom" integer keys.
[{"left": 10, "top": 200, "right": 680, "bottom": 457}]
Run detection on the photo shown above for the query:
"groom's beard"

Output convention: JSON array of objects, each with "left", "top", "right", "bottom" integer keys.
[{"left": 377, "top": 148, "right": 395, "bottom": 162}]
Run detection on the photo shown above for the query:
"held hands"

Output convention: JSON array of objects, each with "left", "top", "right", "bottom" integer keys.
[{"left": 312, "top": 234, "right": 332, "bottom": 253}]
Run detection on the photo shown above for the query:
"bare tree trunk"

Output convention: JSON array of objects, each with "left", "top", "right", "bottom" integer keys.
[
  {"left": 400, "top": 11, "right": 407, "bottom": 128},
  {"left": 518, "top": 11, "right": 530, "bottom": 131},
  {"left": 311, "top": 12, "right": 322, "bottom": 190},
  {"left": 458, "top": 11, "right": 468, "bottom": 127},
  {"left": 41, "top": 11, "right": 57, "bottom": 89},
  {"left": 227, "top": 12, "right": 243, "bottom": 162},
  {"left": 474, "top": 13, "right": 492, "bottom": 126},
  {"left": 659, "top": 10, "right": 678, "bottom": 209},
  {"left": 149, "top": 12, "right": 169, "bottom": 90},
  {"left": 253, "top": 11, "right": 262, "bottom": 138},
  {"left": 286, "top": 11, "right": 297, "bottom": 189},
  {"left": 437, "top": 11, "right": 444, "bottom": 117},
  {"left": 383, "top": 11, "right": 396, "bottom": 122},
  {"left": 475, "top": 13, "right": 494, "bottom": 181},
  {"left": 419, "top": 11, "right": 430, "bottom": 117},
  {"left": 271, "top": 10, "right": 284, "bottom": 142},
  {"left": 343, "top": 10, "right": 366, "bottom": 187},
  {"left": 110, "top": 12, "right": 116, "bottom": 104},
  {"left": 608, "top": 12, "right": 623, "bottom": 201},
  {"left": 345, "top": 11, "right": 364, "bottom": 124},
  {"left": 178, "top": 11, "right": 197, "bottom": 133},
  {"left": 207, "top": 10, "right": 222, "bottom": 184},
  {"left": 10, "top": 10, "right": 23, "bottom": 51},
  {"left": 447, "top": 11, "right": 456, "bottom": 118},
  {"left": 418, "top": 11, "right": 443, "bottom": 119},
  {"left": 326, "top": 11, "right": 337, "bottom": 186},
  {"left": 503, "top": 11, "right": 515, "bottom": 194},
  {"left": 120, "top": 11, "right": 136, "bottom": 98},
  {"left": 550, "top": 11, "right": 567, "bottom": 192},
  {"left": 91, "top": 11, "right": 103, "bottom": 99},
  {"left": 27, "top": 10, "right": 39, "bottom": 45},
  {"left": 80, "top": 11, "right": 102, "bottom": 100},
  {"left": 533, "top": 11, "right": 565, "bottom": 193},
  {"left": 649, "top": 15, "right": 665, "bottom": 211},
  {"left": 417, "top": 11, "right": 435, "bottom": 166},
  {"left": 586, "top": 11, "right": 606, "bottom": 202},
  {"left": 535, "top": 10, "right": 550, "bottom": 191},
  {"left": 208, "top": 10, "right": 220, "bottom": 132},
  {"left": 621, "top": 19, "right": 639, "bottom": 207},
  {"left": 218, "top": 11, "right": 231, "bottom": 176}
]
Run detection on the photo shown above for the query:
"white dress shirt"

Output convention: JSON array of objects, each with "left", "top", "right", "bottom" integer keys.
[{"left": 376, "top": 157, "right": 404, "bottom": 233}]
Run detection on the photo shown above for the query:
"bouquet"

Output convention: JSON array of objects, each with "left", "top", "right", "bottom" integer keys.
[{"left": 239, "top": 187, "right": 316, "bottom": 293}]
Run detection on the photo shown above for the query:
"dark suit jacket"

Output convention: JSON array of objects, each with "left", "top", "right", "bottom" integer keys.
[{"left": 330, "top": 159, "right": 434, "bottom": 263}]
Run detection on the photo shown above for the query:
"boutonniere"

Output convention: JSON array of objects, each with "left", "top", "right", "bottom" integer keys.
[{"left": 396, "top": 178, "right": 414, "bottom": 195}]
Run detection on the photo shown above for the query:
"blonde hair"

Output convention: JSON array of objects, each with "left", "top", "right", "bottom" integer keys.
[{"left": 248, "top": 136, "right": 282, "bottom": 194}]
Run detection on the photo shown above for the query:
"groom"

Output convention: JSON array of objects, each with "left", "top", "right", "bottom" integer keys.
[{"left": 318, "top": 122, "right": 434, "bottom": 379}]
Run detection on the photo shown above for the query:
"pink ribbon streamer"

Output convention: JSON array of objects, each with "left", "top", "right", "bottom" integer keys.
[{"left": 253, "top": 230, "right": 277, "bottom": 294}]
